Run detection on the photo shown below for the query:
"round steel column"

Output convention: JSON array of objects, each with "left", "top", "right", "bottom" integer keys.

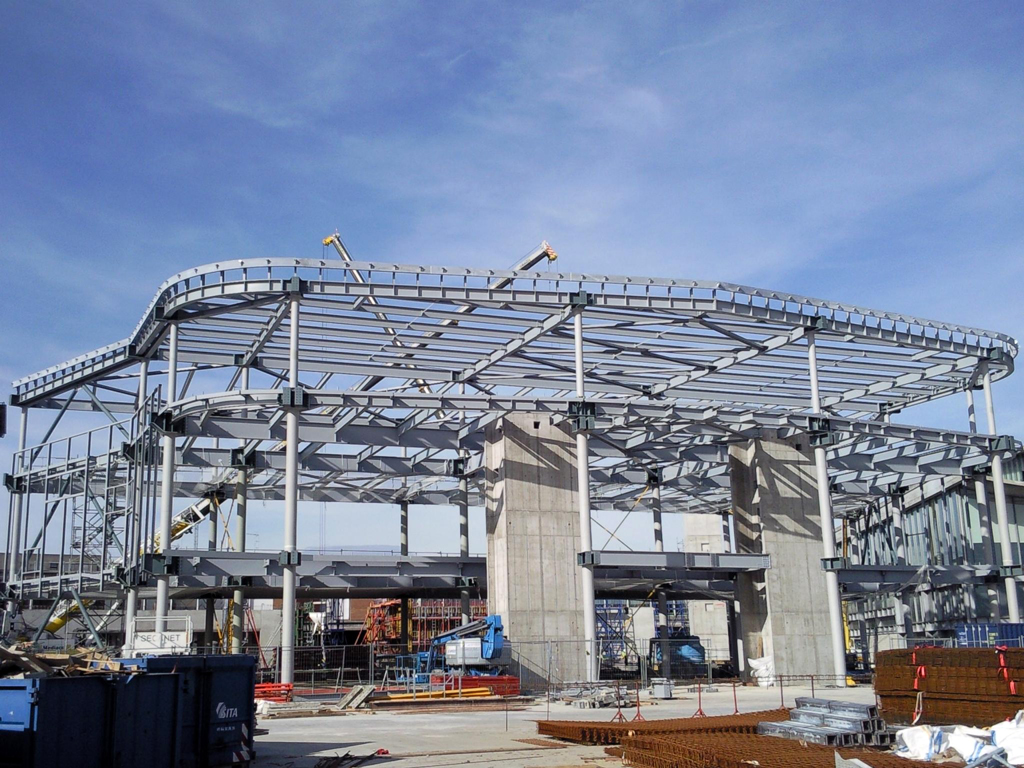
[
  {"left": 9, "top": 407, "right": 28, "bottom": 585},
  {"left": 807, "top": 332, "right": 848, "bottom": 682},
  {"left": 983, "top": 366, "right": 1020, "bottom": 623},
  {"left": 155, "top": 323, "right": 179, "bottom": 638},
  {"left": 652, "top": 481, "right": 670, "bottom": 679},
  {"left": 573, "top": 310, "right": 598, "bottom": 683},
  {"left": 459, "top": 469, "right": 470, "bottom": 625},
  {"left": 281, "top": 296, "right": 301, "bottom": 683},
  {"left": 231, "top": 366, "right": 249, "bottom": 654}
]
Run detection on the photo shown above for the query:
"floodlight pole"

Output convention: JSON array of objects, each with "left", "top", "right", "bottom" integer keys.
[
  {"left": 982, "top": 364, "right": 1020, "bottom": 623},
  {"left": 155, "top": 323, "right": 179, "bottom": 639},
  {"left": 573, "top": 309, "right": 598, "bottom": 683},
  {"left": 806, "top": 331, "right": 848, "bottom": 683}
]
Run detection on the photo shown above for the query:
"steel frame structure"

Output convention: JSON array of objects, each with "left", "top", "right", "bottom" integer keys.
[{"left": 5, "top": 238, "right": 1021, "bottom": 682}]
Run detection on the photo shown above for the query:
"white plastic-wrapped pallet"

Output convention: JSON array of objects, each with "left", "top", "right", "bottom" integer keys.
[
  {"left": 894, "top": 725, "right": 949, "bottom": 761},
  {"left": 991, "top": 710, "right": 1024, "bottom": 764},
  {"left": 747, "top": 656, "right": 775, "bottom": 688},
  {"left": 947, "top": 726, "right": 997, "bottom": 763}
]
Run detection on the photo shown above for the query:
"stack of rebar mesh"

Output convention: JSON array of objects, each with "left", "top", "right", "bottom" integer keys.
[
  {"left": 619, "top": 733, "right": 915, "bottom": 768},
  {"left": 876, "top": 646, "right": 1024, "bottom": 726},
  {"left": 540, "top": 709, "right": 908, "bottom": 767},
  {"left": 537, "top": 708, "right": 789, "bottom": 745}
]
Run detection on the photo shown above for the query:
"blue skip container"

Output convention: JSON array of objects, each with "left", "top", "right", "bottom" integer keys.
[{"left": 0, "top": 676, "right": 114, "bottom": 768}]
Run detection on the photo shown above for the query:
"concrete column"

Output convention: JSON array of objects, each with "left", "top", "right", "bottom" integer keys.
[
  {"left": 731, "top": 436, "right": 839, "bottom": 679},
  {"left": 485, "top": 414, "right": 586, "bottom": 686},
  {"left": 281, "top": 295, "right": 300, "bottom": 684},
  {"left": 155, "top": 323, "right": 179, "bottom": 638},
  {"left": 399, "top": 500, "right": 410, "bottom": 651},
  {"left": 573, "top": 311, "right": 598, "bottom": 682},
  {"left": 983, "top": 367, "right": 1020, "bottom": 623},
  {"left": 807, "top": 332, "right": 848, "bottom": 681},
  {"left": 652, "top": 481, "right": 671, "bottom": 678},
  {"left": 684, "top": 513, "right": 731, "bottom": 662}
]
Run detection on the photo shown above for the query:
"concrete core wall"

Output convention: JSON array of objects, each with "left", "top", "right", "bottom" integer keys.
[
  {"left": 682, "top": 513, "right": 731, "bottom": 662},
  {"left": 730, "top": 436, "right": 834, "bottom": 678},
  {"left": 485, "top": 413, "right": 586, "bottom": 685}
]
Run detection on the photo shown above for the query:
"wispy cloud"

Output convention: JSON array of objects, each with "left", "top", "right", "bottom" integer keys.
[{"left": 2, "top": 2, "right": 1023, "bottom": 551}]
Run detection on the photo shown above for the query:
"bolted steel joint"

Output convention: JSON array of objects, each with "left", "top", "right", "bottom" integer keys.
[
  {"left": 279, "top": 550, "right": 302, "bottom": 566},
  {"left": 569, "top": 290, "right": 596, "bottom": 307},
  {"left": 278, "top": 387, "right": 309, "bottom": 409},
  {"left": 568, "top": 399, "right": 596, "bottom": 432},
  {"left": 991, "top": 435, "right": 1015, "bottom": 453},
  {"left": 3, "top": 474, "right": 26, "bottom": 494}
]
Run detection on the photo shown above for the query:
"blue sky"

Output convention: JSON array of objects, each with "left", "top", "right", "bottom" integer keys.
[{"left": 2, "top": 2, "right": 1023, "bottom": 553}]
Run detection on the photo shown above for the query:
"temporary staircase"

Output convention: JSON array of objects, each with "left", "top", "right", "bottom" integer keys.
[{"left": 43, "top": 494, "right": 223, "bottom": 635}]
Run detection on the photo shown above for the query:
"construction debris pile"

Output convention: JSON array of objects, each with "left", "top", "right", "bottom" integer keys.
[
  {"left": 555, "top": 684, "right": 639, "bottom": 710},
  {"left": 877, "top": 646, "right": 1024, "bottom": 726},
  {"left": 758, "top": 697, "right": 895, "bottom": 747},
  {"left": 0, "top": 646, "right": 114, "bottom": 678}
]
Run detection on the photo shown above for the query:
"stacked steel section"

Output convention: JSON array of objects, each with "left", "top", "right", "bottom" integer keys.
[
  {"left": 757, "top": 697, "right": 893, "bottom": 747},
  {"left": 876, "top": 647, "right": 1024, "bottom": 725}
]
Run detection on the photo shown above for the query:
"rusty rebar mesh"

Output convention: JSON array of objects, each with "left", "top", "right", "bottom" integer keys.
[
  {"left": 536, "top": 708, "right": 790, "bottom": 745},
  {"left": 876, "top": 648, "right": 1024, "bottom": 726},
  {"left": 879, "top": 693, "right": 1022, "bottom": 727},
  {"left": 878, "top": 647, "right": 1024, "bottom": 669},
  {"left": 620, "top": 733, "right": 917, "bottom": 768},
  {"left": 876, "top": 665, "right": 1024, "bottom": 696}
]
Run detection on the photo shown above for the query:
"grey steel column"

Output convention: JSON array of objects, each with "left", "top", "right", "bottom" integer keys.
[
  {"left": 9, "top": 407, "right": 28, "bottom": 584},
  {"left": 124, "top": 360, "right": 148, "bottom": 649},
  {"left": 459, "top": 469, "right": 470, "bottom": 625},
  {"left": 967, "top": 389, "right": 997, "bottom": 561},
  {"left": 890, "top": 493, "right": 911, "bottom": 636},
  {"left": 281, "top": 295, "right": 301, "bottom": 684},
  {"left": 231, "top": 366, "right": 249, "bottom": 654},
  {"left": 573, "top": 310, "right": 598, "bottom": 683},
  {"left": 399, "top": 500, "right": 410, "bottom": 651},
  {"left": 652, "top": 481, "right": 670, "bottom": 679},
  {"left": 155, "top": 323, "right": 179, "bottom": 638},
  {"left": 205, "top": 497, "right": 218, "bottom": 651},
  {"left": 807, "top": 331, "right": 848, "bottom": 682},
  {"left": 967, "top": 387, "right": 999, "bottom": 619},
  {"left": 983, "top": 366, "right": 1020, "bottom": 623}
]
